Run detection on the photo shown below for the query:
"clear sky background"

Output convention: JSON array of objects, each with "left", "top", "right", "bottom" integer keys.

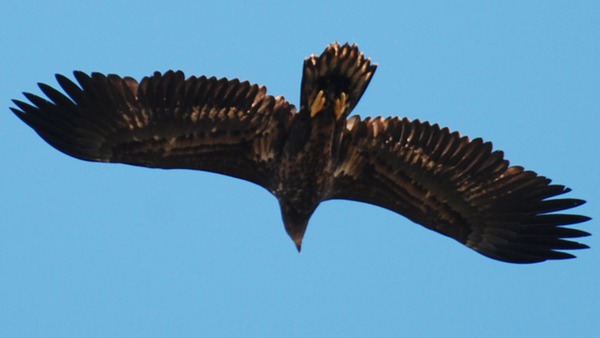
[{"left": 1, "top": 1, "right": 598, "bottom": 337}]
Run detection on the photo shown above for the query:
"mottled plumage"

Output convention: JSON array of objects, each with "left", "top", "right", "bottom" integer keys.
[{"left": 11, "top": 42, "right": 590, "bottom": 263}]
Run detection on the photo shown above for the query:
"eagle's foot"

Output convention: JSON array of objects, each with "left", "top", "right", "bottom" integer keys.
[
  {"left": 310, "top": 90, "right": 326, "bottom": 117},
  {"left": 334, "top": 92, "right": 347, "bottom": 120}
]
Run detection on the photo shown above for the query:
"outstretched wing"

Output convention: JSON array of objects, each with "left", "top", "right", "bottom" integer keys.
[
  {"left": 11, "top": 71, "right": 296, "bottom": 190},
  {"left": 328, "top": 116, "right": 590, "bottom": 263}
]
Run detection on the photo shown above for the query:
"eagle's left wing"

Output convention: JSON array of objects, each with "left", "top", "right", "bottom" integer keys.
[
  {"left": 12, "top": 71, "right": 296, "bottom": 191},
  {"left": 327, "top": 116, "right": 590, "bottom": 263}
]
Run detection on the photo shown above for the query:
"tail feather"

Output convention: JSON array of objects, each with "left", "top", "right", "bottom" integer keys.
[{"left": 300, "top": 42, "right": 377, "bottom": 118}]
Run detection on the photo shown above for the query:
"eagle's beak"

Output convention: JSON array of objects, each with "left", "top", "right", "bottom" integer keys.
[
  {"left": 286, "top": 222, "right": 306, "bottom": 253},
  {"left": 293, "top": 237, "right": 303, "bottom": 253}
]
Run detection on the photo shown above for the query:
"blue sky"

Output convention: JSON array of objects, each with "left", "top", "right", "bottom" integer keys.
[{"left": 1, "top": 1, "right": 598, "bottom": 337}]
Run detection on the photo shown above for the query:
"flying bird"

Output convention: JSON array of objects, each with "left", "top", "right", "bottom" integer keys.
[{"left": 11, "top": 42, "right": 590, "bottom": 263}]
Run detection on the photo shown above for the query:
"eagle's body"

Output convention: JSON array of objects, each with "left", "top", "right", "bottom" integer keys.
[
  {"left": 277, "top": 128, "right": 324, "bottom": 247},
  {"left": 278, "top": 105, "right": 343, "bottom": 248},
  {"left": 11, "top": 42, "right": 590, "bottom": 263}
]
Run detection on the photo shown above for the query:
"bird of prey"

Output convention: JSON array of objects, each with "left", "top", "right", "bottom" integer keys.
[{"left": 11, "top": 42, "right": 590, "bottom": 263}]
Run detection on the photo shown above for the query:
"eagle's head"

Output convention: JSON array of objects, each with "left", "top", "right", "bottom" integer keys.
[{"left": 278, "top": 200, "right": 315, "bottom": 252}]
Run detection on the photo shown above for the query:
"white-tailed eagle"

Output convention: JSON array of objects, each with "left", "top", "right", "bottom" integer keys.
[{"left": 11, "top": 42, "right": 590, "bottom": 263}]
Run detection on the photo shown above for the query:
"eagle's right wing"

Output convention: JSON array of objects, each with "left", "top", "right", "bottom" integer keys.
[{"left": 12, "top": 71, "right": 296, "bottom": 191}]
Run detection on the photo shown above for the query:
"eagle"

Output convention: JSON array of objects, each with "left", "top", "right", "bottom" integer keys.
[{"left": 11, "top": 42, "right": 590, "bottom": 263}]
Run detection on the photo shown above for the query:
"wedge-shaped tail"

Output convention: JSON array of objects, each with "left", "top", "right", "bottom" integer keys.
[{"left": 300, "top": 42, "right": 377, "bottom": 118}]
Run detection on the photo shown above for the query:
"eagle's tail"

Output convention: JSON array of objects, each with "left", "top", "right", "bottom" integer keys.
[{"left": 300, "top": 42, "right": 377, "bottom": 119}]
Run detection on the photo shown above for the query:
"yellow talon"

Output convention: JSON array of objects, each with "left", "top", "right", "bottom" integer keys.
[
  {"left": 334, "top": 92, "right": 347, "bottom": 120},
  {"left": 310, "top": 90, "right": 326, "bottom": 117}
]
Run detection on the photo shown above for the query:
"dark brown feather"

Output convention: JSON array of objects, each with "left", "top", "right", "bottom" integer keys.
[
  {"left": 12, "top": 71, "right": 296, "bottom": 189},
  {"left": 301, "top": 42, "right": 377, "bottom": 117},
  {"left": 328, "top": 116, "right": 590, "bottom": 263}
]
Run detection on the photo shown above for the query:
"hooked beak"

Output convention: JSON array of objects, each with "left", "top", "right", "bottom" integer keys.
[
  {"left": 293, "top": 235, "right": 303, "bottom": 252},
  {"left": 286, "top": 223, "right": 307, "bottom": 253}
]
